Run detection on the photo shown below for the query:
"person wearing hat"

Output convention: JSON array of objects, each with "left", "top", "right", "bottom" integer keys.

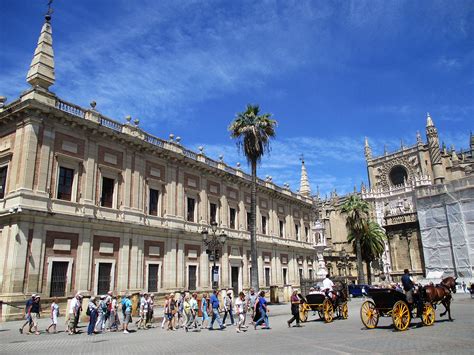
[
  {"left": 30, "top": 295, "right": 42, "bottom": 335},
  {"left": 19, "top": 294, "right": 36, "bottom": 334},
  {"left": 87, "top": 297, "right": 98, "bottom": 335},
  {"left": 223, "top": 290, "right": 234, "bottom": 326}
]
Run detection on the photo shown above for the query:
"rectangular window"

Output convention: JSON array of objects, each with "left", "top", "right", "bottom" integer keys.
[
  {"left": 247, "top": 212, "right": 251, "bottom": 231},
  {"left": 0, "top": 165, "right": 7, "bottom": 199},
  {"left": 101, "top": 177, "right": 115, "bottom": 208},
  {"left": 229, "top": 207, "right": 236, "bottom": 229},
  {"left": 261, "top": 216, "right": 267, "bottom": 235},
  {"left": 309, "top": 269, "right": 313, "bottom": 280},
  {"left": 50, "top": 261, "right": 68, "bottom": 297},
  {"left": 299, "top": 268, "right": 303, "bottom": 281},
  {"left": 149, "top": 188, "right": 159, "bottom": 216},
  {"left": 97, "top": 262, "right": 112, "bottom": 295},
  {"left": 210, "top": 202, "right": 217, "bottom": 224},
  {"left": 187, "top": 197, "right": 196, "bottom": 222},
  {"left": 283, "top": 268, "right": 288, "bottom": 285},
  {"left": 279, "top": 220, "right": 284, "bottom": 238},
  {"left": 148, "top": 264, "right": 159, "bottom": 292},
  {"left": 57, "top": 167, "right": 74, "bottom": 201},
  {"left": 295, "top": 224, "right": 300, "bottom": 241},
  {"left": 305, "top": 226, "right": 309, "bottom": 241},
  {"left": 265, "top": 267, "right": 271, "bottom": 287}
]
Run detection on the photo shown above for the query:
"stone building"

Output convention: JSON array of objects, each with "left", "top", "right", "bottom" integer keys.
[
  {"left": 362, "top": 116, "right": 474, "bottom": 281},
  {"left": 0, "top": 13, "right": 321, "bottom": 319}
]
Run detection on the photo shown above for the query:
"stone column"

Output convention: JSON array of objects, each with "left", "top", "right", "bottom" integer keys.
[
  {"left": 176, "top": 238, "right": 185, "bottom": 289},
  {"left": 17, "top": 117, "right": 41, "bottom": 191},
  {"left": 176, "top": 169, "right": 184, "bottom": 218},
  {"left": 123, "top": 150, "right": 133, "bottom": 208},
  {"left": 165, "top": 165, "right": 177, "bottom": 217},
  {"left": 76, "top": 226, "right": 93, "bottom": 292},
  {"left": 221, "top": 246, "right": 230, "bottom": 287},
  {"left": 35, "top": 125, "right": 54, "bottom": 194},
  {"left": 117, "top": 233, "right": 130, "bottom": 292},
  {"left": 199, "top": 178, "right": 208, "bottom": 224},
  {"left": 200, "top": 248, "right": 209, "bottom": 289},
  {"left": 83, "top": 138, "right": 98, "bottom": 206},
  {"left": 220, "top": 195, "right": 228, "bottom": 227}
]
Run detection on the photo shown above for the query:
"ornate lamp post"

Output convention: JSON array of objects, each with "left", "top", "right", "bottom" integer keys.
[{"left": 201, "top": 221, "right": 227, "bottom": 289}]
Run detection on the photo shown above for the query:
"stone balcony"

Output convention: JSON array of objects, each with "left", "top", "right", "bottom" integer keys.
[{"left": 383, "top": 211, "right": 418, "bottom": 226}]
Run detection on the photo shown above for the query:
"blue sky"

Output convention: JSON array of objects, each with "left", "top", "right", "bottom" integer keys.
[{"left": 1, "top": 0, "right": 473, "bottom": 196}]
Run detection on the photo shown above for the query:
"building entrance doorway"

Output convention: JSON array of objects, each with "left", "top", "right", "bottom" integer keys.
[
  {"left": 97, "top": 262, "right": 112, "bottom": 295},
  {"left": 50, "top": 261, "right": 68, "bottom": 297}
]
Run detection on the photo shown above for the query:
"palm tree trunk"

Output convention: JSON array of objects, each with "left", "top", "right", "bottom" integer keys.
[
  {"left": 250, "top": 159, "right": 259, "bottom": 290},
  {"left": 356, "top": 236, "right": 365, "bottom": 284},
  {"left": 366, "top": 261, "right": 372, "bottom": 285}
]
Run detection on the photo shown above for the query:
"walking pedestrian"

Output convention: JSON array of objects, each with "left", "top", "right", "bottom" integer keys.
[
  {"left": 46, "top": 297, "right": 59, "bottom": 333},
  {"left": 146, "top": 293, "right": 155, "bottom": 328},
  {"left": 30, "top": 295, "right": 41, "bottom": 335},
  {"left": 169, "top": 293, "right": 177, "bottom": 330},
  {"left": 176, "top": 292, "right": 185, "bottom": 329},
  {"left": 19, "top": 294, "right": 35, "bottom": 334},
  {"left": 137, "top": 293, "right": 148, "bottom": 330},
  {"left": 223, "top": 290, "right": 235, "bottom": 326},
  {"left": 161, "top": 295, "right": 170, "bottom": 329},
  {"left": 254, "top": 290, "right": 270, "bottom": 330},
  {"left": 235, "top": 292, "right": 246, "bottom": 333},
  {"left": 87, "top": 297, "right": 98, "bottom": 335},
  {"left": 287, "top": 290, "right": 302, "bottom": 327},
  {"left": 122, "top": 294, "right": 132, "bottom": 334},
  {"left": 200, "top": 293, "right": 210, "bottom": 329},
  {"left": 109, "top": 295, "right": 119, "bottom": 331},
  {"left": 68, "top": 293, "right": 82, "bottom": 335},
  {"left": 95, "top": 295, "right": 107, "bottom": 333},
  {"left": 462, "top": 281, "right": 467, "bottom": 293},
  {"left": 183, "top": 295, "right": 192, "bottom": 332},
  {"left": 189, "top": 293, "right": 200, "bottom": 329},
  {"left": 246, "top": 288, "right": 257, "bottom": 325},
  {"left": 208, "top": 290, "right": 225, "bottom": 330},
  {"left": 104, "top": 291, "right": 113, "bottom": 331}
]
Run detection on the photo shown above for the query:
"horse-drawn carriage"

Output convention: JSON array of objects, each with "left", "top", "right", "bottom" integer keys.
[
  {"left": 298, "top": 284, "right": 349, "bottom": 323},
  {"left": 360, "top": 287, "right": 435, "bottom": 331}
]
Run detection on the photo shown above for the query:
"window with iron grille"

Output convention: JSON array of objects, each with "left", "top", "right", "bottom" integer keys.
[
  {"left": 265, "top": 267, "right": 270, "bottom": 287},
  {"left": 0, "top": 165, "right": 7, "bottom": 199},
  {"left": 148, "top": 264, "right": 159, "bottom": 292},
  {"left": 187, "top": 197, "right": 195, "bottom": 222},
  {"left": 295, "top": 224, "right": 300, "bottom": 241},
  {"left": 101, "top": 177, "right": 114, "bottom": 208},
  {"left": 188, "top": 265, "right": 197, "bottom": 290},
  {"left": 246, "top": 212, "right": 251, "bottom": 231},
  {"left": 97, "top": 262, "right": 112, "bottom": 295},
  {"left": 149, "top": 188, "right": 159, "bottom": 216},
  {"left": 57, "top": 167, "right": 74, "bottom": 201},
  {"left": 229, "top": 207, "right": 236, "bottom": 229},
  {"left": 50, "top": 261, "right": 68, "bottom": 297}
]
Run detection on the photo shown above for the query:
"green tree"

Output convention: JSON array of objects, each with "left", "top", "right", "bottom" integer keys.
[
  {"left": 340, "top": 195, "right": 369, "bottom": 284},
  {"left": 348, "top": 220, "right": 386, "bottom": 284},
  {"left": 229, "top": 104, "right": 277, "bottom": 290}
]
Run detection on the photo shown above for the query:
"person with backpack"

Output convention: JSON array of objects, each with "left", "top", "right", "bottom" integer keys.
[
  {"left": 122, "top": 294, "right": 132, "bottom": 334},
  {"left": 87, "top": 297, "right": 98, "bottom": 335}
]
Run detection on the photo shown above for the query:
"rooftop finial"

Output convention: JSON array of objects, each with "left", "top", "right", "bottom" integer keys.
[
  {"left": 364, "top": 137, "right": 372, "bottom": 160},
  {"left": 416, "top": 131, "right": 422, "bottom": 144},
  {"left": 299, "top": 155, "right": 311, "bottom": 197}
]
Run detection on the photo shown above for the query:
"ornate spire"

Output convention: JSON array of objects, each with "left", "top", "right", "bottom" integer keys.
[
  {"left": 426, "top": 112, "right": 434, "bottom": 127},
  {"left": 299, "top": 156, "right": 311, "bottom": 197},
  {"left": 451, "top": 145, "right": 459, "bottom": 162},
  {"left": 364, "top": 137, "right": 372, "bottom": 160},
  {"left": 416, "top": 131, "right": 423, "bottom": 144},
  {"left": 26, "top": 2, "right": 55, "bottom": 90}
]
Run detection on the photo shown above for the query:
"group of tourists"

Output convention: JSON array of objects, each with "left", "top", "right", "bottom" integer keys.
[{"left": 18, "top": 288, "right": 271, "bottom": 336}]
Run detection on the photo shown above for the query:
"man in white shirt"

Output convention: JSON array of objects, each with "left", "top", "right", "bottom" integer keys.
[
  {"left": 322, "top": 274, "right": 335, "bottom": 301},
  {"left": 234, "top": 292, "right": 246, "bottom": 333},
  {"left": 68, "top": 294, "right": 82, "bottom": 335}
]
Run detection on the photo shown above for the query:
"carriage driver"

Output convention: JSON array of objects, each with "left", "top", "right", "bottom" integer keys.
[
  {"left": 322, "top": 274, "right": 336, "bottom": 301},
  {"left": 401, "top": 269, "right": 415, "bottom": 304}
]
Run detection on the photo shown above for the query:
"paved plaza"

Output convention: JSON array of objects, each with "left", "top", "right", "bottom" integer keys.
[{"left": 0, "top": 294, "right": 472, "bottom": 354}]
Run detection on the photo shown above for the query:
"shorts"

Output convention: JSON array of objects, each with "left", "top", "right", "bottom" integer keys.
[
  {"left": 405, "top": 289, "right": 414, "bottom": 303},
  {"left": 51, "top": 314, "right": 58, "bottom": 325},
  {"left": 31, "top": 313, "right": 39, "bottom": 326},
  {"left": 166, "top": 313, "right": 173, "bottom": 320},
  {"left": 124, "top": 312, "right": 132, "bottom": 324}
]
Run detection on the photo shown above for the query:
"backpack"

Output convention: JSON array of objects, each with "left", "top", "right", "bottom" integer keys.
[
  {"left": 121, "top": 299, "right": 127, "bottom": 313},
  {"left": 86, "top": 306, "right": 91, "bottom": 316}
]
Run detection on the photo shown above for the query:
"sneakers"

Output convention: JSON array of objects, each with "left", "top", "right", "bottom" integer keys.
[
  {"left": 236, "top": 329, "right": 241, "bottom": 333},
  {"left": 123, "top": 330, "right": 129, "bottom": 334},
  {"left": 19, "top": 328, "right": 23, "bottom": 334},
  {"left": 287, "top": 321, "right": 291, "bottom": 328}
]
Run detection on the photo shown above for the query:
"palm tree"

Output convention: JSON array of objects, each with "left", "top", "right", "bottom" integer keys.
[
  {"left": 340, "top": 195, "right": 369, "bottom": 285},
  {"left": 348, "top": 220, "right": 386, "bottom": 284},
  {"left": 229, "top": 104, "right": 277, "bottom": 290}
]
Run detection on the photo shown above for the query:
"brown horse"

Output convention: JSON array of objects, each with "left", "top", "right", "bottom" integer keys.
[{"left": 423, "top": 276, "right": 457, "bottom": 321}]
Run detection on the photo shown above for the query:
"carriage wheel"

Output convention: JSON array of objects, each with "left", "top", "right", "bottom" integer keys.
[
  {"left": 341, "top": 302, "right": 349, "bottom": 319},
  {"left": 323, "top": 299, "right": 334, "bottom": 323},
  {"left": 299, "top": 304, "right": 309, "bottom": 323},
  {"left": 421, "top": 304, "right": 435, "bottom": 326},
  {"left": 360, "top": 300, "right": 378, "bottom": 329},
  {"left": 392, "top": 300, "right": 411, "bottom": 331}
]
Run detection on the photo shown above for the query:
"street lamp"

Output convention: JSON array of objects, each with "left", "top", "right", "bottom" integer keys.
[{"left": 201, "top": 221, "right": 227, "bottom": 289}]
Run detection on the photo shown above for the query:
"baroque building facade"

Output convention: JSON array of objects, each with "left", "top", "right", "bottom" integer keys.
[{"left": 0, "top": 14, "right": 322, "bottom": 319}]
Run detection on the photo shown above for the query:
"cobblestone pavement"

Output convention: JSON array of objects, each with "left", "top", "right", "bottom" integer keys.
[{"left": 0, "top": 293, "right": 472, "bottom": 354}]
